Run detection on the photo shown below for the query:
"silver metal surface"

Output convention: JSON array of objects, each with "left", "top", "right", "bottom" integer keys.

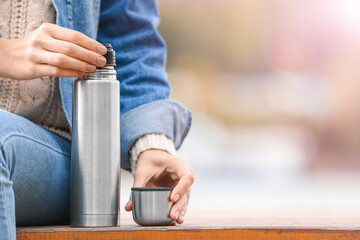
[
  {"left": 70, "top": 65, "right": 120, "bottom": 227},
  {"left": 131, "top": 187, "right": 174, "bottom": 226}
]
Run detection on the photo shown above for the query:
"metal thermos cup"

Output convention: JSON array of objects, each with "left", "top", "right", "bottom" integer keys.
[
  {"left": 70, "top": 43, "right": 120, "bottom": 227},
  {"left": 131, "top": 187, "right": 174, "bottom": 226}
]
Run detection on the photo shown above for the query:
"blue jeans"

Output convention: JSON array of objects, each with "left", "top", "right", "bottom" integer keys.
[{"left": 0, "top": 110, "right": 71, "bottom": 240}]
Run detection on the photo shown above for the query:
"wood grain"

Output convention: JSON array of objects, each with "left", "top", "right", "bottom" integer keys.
[
  {"left": 17, "top": 211, "right": 360, "bottom": 240},
  {"left": 16, "top": 227, "right": 360, "bottom": 240}
]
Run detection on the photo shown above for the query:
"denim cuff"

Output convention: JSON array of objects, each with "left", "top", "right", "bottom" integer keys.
[{"left": 120, "top": 99, "right": 192, "bottom": 171}]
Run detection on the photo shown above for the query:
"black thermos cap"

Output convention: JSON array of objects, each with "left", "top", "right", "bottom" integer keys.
[{"left": 102, "top": 43, "right": 116, "bottom": 66}]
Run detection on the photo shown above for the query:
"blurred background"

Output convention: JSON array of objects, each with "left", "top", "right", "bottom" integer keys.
[{"left": 122, "top": 0, "right": 360, "bottom": 221}]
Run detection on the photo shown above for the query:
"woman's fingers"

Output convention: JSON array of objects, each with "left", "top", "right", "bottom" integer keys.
[
  {"left": 170, "top": 191, "right": 189, "bottom": 224},
  {"left": 43, "top": 23, "right": 107, "bottom": 54},
  {"left": 33, "top": 51, "right": 97, "bottom": 73},
  {"left": 34, "top": 23, "right": 107, "bottom": 67},
  {"left": 42, "top": 39, "right": 107, "bottom": 67},
  {"left": 168, "top": 163, "right": 194, "bottom": 224},
  {"left": 1, "top": 23, "right": 106, "bottom": 80},
  {"left": 170, "top": 171, "right": 194, "bottom": 202}
]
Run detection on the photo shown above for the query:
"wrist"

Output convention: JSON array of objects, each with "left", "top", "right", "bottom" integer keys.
[
  {"left": 0, "top": 38, "right": 16, "bottom": 78},
  {"left": 130, "top": 134, "right": 177, "bottom": 174},
  {"left": 0, "top": 38, "right": 8, "bottom": 77}
]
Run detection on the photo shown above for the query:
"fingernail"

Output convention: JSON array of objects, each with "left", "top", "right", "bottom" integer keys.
[
  {"left": 174, "top": 194, "right": 180, "bottom": 202},
  {"left": 181, "top": 214, "right": 184, "bottom": 222},
  {"left": 97, "top": 45, "right": 107, "bottom": 54},
  {"left": 175, "top": 211, "right": 180, "bottom": 220},
  {"left": 86, "top": 64, "right": 96, "bottom": 72},
  {"left": 96, "top": 56, "right": 106, "bottom": 66}
]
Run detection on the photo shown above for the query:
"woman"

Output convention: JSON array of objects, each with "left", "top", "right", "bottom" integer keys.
[{"left": 0, "top": 0, "right": 193, "bottom": 239}]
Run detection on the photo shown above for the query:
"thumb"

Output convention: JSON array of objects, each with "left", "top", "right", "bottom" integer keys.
[
  {"left": 125, "top": 194, "right": 132, "bottom": 211},
  {"left": 125, "top": 172, "right": 146, "bottom": 212}
]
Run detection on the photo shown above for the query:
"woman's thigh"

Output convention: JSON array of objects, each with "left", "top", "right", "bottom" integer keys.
[{"left": 0, "top": 109, "right": 71, "bottom": 226}]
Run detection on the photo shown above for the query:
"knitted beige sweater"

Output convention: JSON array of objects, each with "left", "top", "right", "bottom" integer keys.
[{"left": 0, "top": 0, "right": 71, "bottom": 140}]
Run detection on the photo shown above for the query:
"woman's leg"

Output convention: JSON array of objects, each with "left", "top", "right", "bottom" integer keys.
[{"left": 0, "top": 109, "right": 71, "bottom": 239}]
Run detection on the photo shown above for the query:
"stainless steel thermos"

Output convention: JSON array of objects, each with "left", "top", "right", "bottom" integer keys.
[{"left": 70, "top": 43, "right": 120, "bottom": 227}]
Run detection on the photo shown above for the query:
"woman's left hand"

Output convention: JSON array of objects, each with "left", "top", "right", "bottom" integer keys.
[{"left": 125, "top": 149, "right": 194, "bottom": 224}]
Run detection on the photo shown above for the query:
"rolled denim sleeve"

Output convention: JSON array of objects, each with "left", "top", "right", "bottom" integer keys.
[{"left": 96, "top": 0, "right": 191, "bottom": 170}]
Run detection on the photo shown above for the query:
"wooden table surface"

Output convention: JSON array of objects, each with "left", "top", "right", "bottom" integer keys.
[{"left": 16, "top": 211, "right": 360, "bottom": 240}]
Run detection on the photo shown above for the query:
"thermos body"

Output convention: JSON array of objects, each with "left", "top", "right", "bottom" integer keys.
[{"left": 70, "top": 44, "right": 120, "bottom": 227}]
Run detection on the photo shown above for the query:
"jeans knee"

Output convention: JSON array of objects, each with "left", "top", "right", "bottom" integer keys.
[{"left": 0, "top": 110, "right": 21, "bottom": 141}]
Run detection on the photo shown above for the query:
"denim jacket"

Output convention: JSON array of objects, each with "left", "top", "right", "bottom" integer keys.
[{"left": 52, "top": 0, "right": 191, "bottom": 170}]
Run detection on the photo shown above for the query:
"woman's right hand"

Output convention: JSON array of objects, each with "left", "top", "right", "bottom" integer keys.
[{"left": 0, "top": 23, "right": 107, "bottom": 80}]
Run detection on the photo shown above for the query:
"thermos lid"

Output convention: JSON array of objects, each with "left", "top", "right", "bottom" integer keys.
[{"left": 102, "top": 43, "right": 116, "bottom": 66}]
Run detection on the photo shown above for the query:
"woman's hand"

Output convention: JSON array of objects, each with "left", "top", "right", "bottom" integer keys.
[
  {"left": 0, "top": 23, "right": 107, "bottom": 80},
  {"left": 125, "top": 149, "right": 194, "bottom": 224}
]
